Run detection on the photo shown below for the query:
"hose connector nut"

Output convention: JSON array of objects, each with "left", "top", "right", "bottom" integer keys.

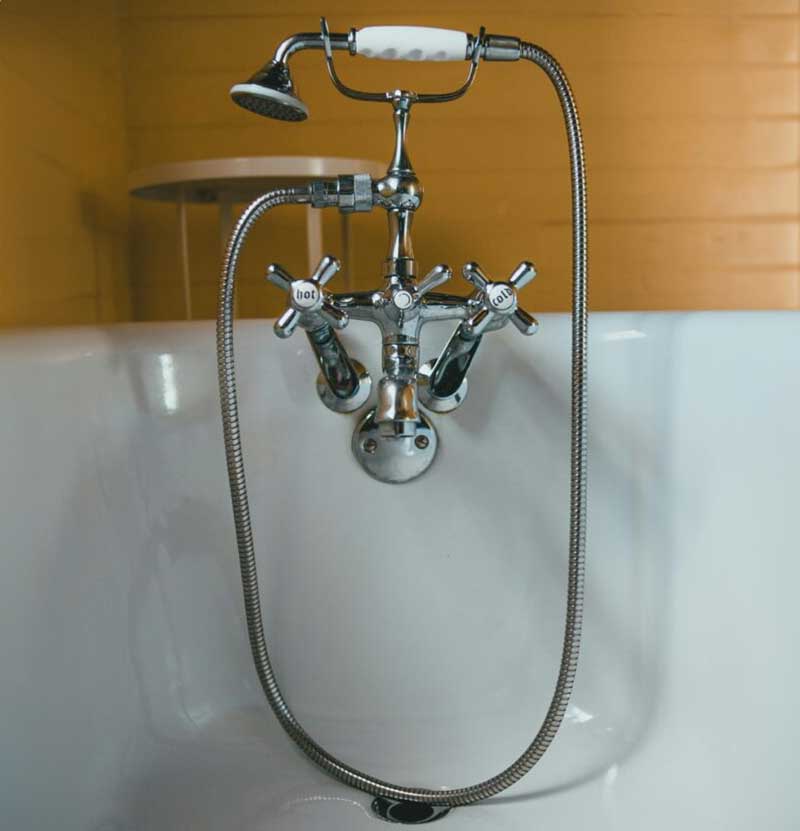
[
  {"left": 482, "top": 34, "right": 521, "bottom": 61},
  {"left": 337, "top": 173, "right": 373, "bottom": 213}
]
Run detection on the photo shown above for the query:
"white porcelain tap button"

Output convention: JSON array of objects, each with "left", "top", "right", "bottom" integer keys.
[
  {"left": 393, "top": 289, "right": 414, "bottom": 311},
  {"left": 291, "top": 281, "right": 321, "bottom": 310}
]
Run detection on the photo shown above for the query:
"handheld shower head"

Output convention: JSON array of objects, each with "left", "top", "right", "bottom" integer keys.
[
  {"left": 230, "top": 24, "right": 516, "bottom": 122},
  {"left": 230, "top": 60, "right": 308, "bottom": 121}
]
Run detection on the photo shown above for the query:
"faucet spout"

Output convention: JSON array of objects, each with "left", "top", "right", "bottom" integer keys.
[
  {"left": 375, "top": 376, "right": 419, "bottom": 438},
  {"left": 374, "top": 339, "right": 420, "bottom": 437}
]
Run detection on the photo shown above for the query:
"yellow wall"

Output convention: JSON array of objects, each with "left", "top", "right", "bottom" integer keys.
[
  {"left": 2, "top": 2, "right": 799, "bottom": 325},
  {"left": 0, "top": 1, "right": 131, "bottom": 326},
  {"left": 122, "top": 0, "right": 800, "bottom": 318}
]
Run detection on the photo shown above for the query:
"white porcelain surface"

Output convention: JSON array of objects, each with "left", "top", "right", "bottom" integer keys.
[{"left": 0, "top": 313, "right": 797, "bottom": 830}]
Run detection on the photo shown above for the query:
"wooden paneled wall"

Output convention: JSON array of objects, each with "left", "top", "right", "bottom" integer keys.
[
  {"left": 0, "top": 1, "right": 131, "bottom": 326},
  {"left": 122, "top": 1, "right": 800, "bottom": 318},
  {"left": 1, "top": 3, "right": 798, "bottom": 325}
]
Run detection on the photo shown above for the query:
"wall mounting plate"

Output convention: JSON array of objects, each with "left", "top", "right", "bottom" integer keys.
[{"left": 352, "top": 408, "right": 438, "bottom": 483}]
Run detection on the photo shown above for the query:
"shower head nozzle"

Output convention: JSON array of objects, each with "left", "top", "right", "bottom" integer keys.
[{"left": 230, "top": 61, "right": 308, "bottom": 122}]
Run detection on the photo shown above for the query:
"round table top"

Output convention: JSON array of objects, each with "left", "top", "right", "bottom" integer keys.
[{"left": 128, "top": 156, "right": 388, "bottom": 203}]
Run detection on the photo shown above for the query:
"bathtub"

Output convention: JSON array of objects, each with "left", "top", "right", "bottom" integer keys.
[{"left": 1, "top": 312, "right": 797, "bottom": 830}]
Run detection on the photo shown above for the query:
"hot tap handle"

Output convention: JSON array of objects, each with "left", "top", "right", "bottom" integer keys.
[
  {"left": 310, "top": 254, "right": 340, "bottom": 286},
  {"left": 461, "top": 260, "right": 539, "bottom": 338},
  {"left": 266, "top": 255, "right": 348, "bottom": 339}
]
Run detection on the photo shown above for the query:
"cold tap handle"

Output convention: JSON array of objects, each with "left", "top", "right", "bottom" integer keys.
[
  {"left": 508, "top": 260, "right": 537, "bottom": 290},
  {"left": 461, "top": 260, "right": 539, "bottom": 338},
  {"left": 462, "top": 261, "right": 491, "bottom": 291},
  {"left": 510, "top": 307, "right": 539, "bottom": 336},
  {"left": 419, "top": 259, "right": 539, "bottom": 412}
]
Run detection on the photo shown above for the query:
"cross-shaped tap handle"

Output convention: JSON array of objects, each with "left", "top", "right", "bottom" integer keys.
[
  {"left": 461, "top": 260, "right": 539, "bottom": 338},
  {"left": 371, "top": 264, "right": 453, "bottom": 319},
  {"left": 266, "top": 255, "right": 348, "bottom": 339}
]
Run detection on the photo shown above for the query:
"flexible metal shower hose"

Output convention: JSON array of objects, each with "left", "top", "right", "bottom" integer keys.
[{"left": 216, "top": 42, "right": 587, "bottom": 807}]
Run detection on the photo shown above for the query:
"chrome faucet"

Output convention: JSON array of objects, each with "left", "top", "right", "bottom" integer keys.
[
  {"left": 234, "top": 21, "right": 541, "bottom": 483},
  {"left": 218, "top": 17, "right": 589, "bottom": 813}
]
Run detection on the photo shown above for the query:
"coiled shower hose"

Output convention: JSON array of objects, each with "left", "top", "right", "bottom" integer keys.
[{"left": 216, "top": 43, "right": 587, "bottom": 807}]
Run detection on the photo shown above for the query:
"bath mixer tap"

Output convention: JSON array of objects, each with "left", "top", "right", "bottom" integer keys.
[
  {"left": 217, "top": 17, "right": 588, "bottom": 812},
  {"left": 233, "top": 23, "right": 543, "bottom": 482}
]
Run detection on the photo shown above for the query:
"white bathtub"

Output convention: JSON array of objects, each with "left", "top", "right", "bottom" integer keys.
[{"left": 1, "top": 312, "right": 797, "bottom": 830}]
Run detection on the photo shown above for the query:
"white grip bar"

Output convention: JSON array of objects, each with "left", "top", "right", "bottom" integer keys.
[{"left": 354, "top": 26, "right": 469, "bottom": 61}]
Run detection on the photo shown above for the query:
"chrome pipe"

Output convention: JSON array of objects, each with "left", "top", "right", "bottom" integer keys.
[
  {"left": 427, "top": 326, "right": 482, "bottom": 398},
  {"left": 305, "top": 323, "right": 360, "bottom": 401}
]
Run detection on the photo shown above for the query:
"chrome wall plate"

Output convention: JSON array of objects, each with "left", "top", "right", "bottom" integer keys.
[
  {"left": 316, "top": 359, "right": 372, "bottom": 413},
  {"left": 352, "top": 408, "right": 438, "bottom": 483}
]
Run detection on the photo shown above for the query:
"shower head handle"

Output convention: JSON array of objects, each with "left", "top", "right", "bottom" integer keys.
[
  {"left": 351, "top": 26, "right": 520, "bottom": 63},
  {"left": 320, "top": 18, "right": 486, "bottom": 106},
  {"left": 352, "top": 26, "right": 471, "bottom": 61}
]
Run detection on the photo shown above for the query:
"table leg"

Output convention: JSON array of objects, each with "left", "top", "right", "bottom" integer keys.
[
  {"left": 306, "top": 204, "right": 323, "bottom": 275},
  {"left": 340, "top": 212, "right": 353, "bottom": 291},
  {"left": 177, "top": 193, "right": 192, "bottom": 320}
]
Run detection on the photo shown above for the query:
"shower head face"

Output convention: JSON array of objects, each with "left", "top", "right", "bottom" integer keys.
[
  {"left": 231, "top": 85, "right": 308, "bottom": 121},
  {"left": 230, "top": 61, "right": 309, "bottom": 122}
]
